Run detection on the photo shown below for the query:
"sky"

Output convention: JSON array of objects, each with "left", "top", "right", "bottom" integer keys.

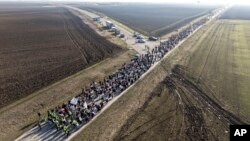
[
  {"left": 1, "top": 0, "right": 250, "bottom": 5},
  {"left": 89, "top": 0, "right": 250, "bottom": 5}
]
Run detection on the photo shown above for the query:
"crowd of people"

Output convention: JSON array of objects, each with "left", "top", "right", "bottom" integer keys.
[{"left": 44, "top": 16, "right": 210, "bottom": 137}]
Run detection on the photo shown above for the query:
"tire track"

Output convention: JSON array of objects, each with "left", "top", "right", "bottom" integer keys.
[
  {"left": 162, "top": 65, "right": 247, "bottom": 140},
  {"left": 60, "top": 8, "right": 89, "bottom": 64},
  {"left": 197, "top": 22, "right": 224, "bottom": 82},
  {"left": 165, "top": 74, "right": 211, "bottom": 141},
  {"left": 171, "top": 65, "right": 246, "bottom": 125}
]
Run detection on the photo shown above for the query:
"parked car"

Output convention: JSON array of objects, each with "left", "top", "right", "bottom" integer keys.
[
  {"left": 133, "top": 32, "right": 140, "bottom": 37},
  {"left": 137, "top": 39, "right": 146, "bottom": 43},
  {"left": 136, "top": 35, "right": 144, "bottom": 39},
  {"left": 119, "top": 33, "right": 125, "bottom": 38},
  {"left": 149, "top": 36, "right": 158, "bottom": 41}
]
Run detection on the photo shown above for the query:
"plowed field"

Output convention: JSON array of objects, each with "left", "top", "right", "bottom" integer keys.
[{"left": 0, "top": 6, "right": 121, "bottom": 108}]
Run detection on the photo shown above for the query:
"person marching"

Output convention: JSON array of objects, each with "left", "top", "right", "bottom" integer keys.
[{"left": 37, "top": 112, "right": 42, "bottom": 130}]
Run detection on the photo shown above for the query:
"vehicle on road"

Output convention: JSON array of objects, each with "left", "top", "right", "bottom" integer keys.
[
  {"left": 136, "top": 35, "right": 144, "bottom": 39},
  {"left": 136, "top": 39, "right": 146, "bottom": 43},
  {"left": 119, "top": 33, "right": 125, "bottom": 38},
  {"left": 149, "top": 36, "right": 158, "bottom": 41}
]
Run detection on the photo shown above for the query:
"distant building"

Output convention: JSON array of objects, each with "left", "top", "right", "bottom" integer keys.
[{"left": 106, "top": 21, "right": 114, "bottom": 29}]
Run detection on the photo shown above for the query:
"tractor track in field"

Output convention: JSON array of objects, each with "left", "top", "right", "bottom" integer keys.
[
  {"left": 161, "top": 65, "right": 248, "bottom": 140},
  {"left": 165, "top": 75, "right": 211, "bottom": 141},
  {"left": 114, "top": 62, "right": 243, "bottom": 141},
  {"left": 173, "top": 66, "right": 246, "bottom": 124},
  {"left": 197, "top": 22, "right": 223, "bottom": 82},
  {"left": 61, "top": 9, "right": 90, "bottom": 64},
  {"left": 170, "top": 66, "right": 246, "bottom": 125}
]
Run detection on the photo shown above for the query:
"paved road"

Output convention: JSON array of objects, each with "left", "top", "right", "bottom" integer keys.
[
  {"left": 15, "top": 5, "right": 227, "bottom": 141},
  {"left": 64, "top": 5, "right": 160, "bottom": 54},
  {"left": 15, "top": 24, "right": 204, "bottom": 141}
]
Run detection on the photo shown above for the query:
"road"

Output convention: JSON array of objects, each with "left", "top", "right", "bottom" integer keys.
[
  {"left": 64, "top": 5, "right": 160, "bottom": 54},
  {"left": 15, "top": 5, "right": 226, "bottom": 141},
  {"left": 63, "top": 5, "right": 228, "bottom": 55},
  {"left": 15, "top": 24, "right": 203, "bottom": 141}
]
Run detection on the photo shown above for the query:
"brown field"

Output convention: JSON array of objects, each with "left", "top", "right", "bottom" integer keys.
[
  {"left": 220, "top": 6, "right": 250, "bottom": 20},
  {"left": 72, "top": 20, "right": 250, "bottom": 141},
  {"left": 0, "top": 6, "right": 122, "bottom": 108},
  {"left": 2, "top": 3, "right": 250, "bottom": 141},
  {"left": 0, "top": 49, "right": 134, "bottom": 141},
  {"left": 80, "top": 4, "right": 216, "bottom": 36}
]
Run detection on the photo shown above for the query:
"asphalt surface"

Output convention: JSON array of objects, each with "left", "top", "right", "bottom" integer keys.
[{"left": 15, "top": 5, "right": 227, "bottom": 141}]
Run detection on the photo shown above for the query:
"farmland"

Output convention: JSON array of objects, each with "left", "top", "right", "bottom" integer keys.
[
  {"left": 0, "top": 5, "right": 121, "bottom": 108},
  {"left": 71, "top": 19, "right": 250, "bottom": 141},
  {"left": 220, "top": 6, "right": 250, "bottom": 20},
  {"left": 79, "top": 4, "right": 216, "bottom": 36},
  {"left": 0, "top": 50, "right": 134, "bottom": 141},
  {"left": 2, "top": 2, "right": 250, "bottom": 141}
]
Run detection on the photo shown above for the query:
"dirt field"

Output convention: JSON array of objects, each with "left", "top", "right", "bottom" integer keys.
[
  {"left": 0, "top": 48, "right": 134, "bottom": 141},
  {"left": 0, "top": 6, "right": 122, "bottom": 107},
  {"left": 71, "top": 20, "right": 250, "bottom": 141},
  {"left": 80, "top": 3, "right": 215, "bottom": 36},
  {"left": 65, "top": 5, "right": 161, "bottom": 55},
  {"left": 220, "top": 6, "right": 250, "bottom": 20}
]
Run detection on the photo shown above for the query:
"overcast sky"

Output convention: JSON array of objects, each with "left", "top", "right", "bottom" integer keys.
[{"left": 1, "top": 0, "right": 250, "bottom": 5}]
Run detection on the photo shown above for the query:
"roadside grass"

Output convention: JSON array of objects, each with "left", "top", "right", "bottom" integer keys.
[
  {"left": 72, "top": 20, "right": 250, "bottom": 141},
  {"left": 71, "top": 20, "right": 214, "bottom": 141}
]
